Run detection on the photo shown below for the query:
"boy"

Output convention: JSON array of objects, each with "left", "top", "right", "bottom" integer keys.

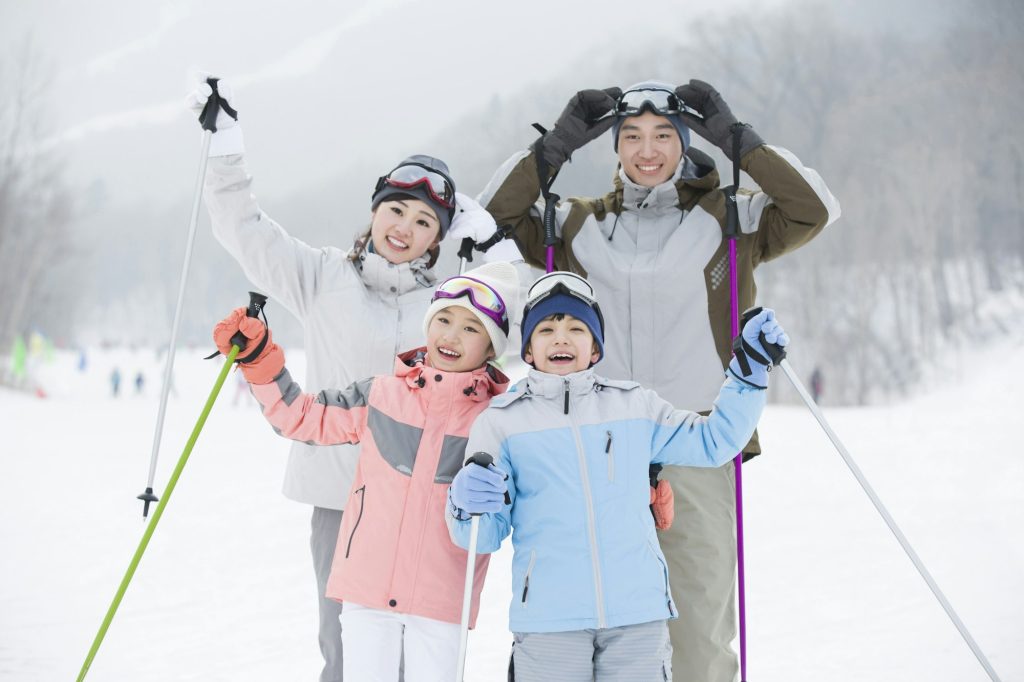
[
  {"left": 213, "top": 262, "right": 520, "bottom": 682},
  {"left": 446, "top": 272, "right": 787, "bottom": 681}
]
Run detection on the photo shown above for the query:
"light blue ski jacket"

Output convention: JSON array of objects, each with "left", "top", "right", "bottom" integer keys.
[{"left": 446, "top": 367, "right": 765, "bottom": 634}]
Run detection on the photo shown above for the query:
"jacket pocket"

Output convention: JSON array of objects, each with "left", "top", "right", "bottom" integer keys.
[
  {"left": 520, "top": 549, "right": 537, "bottom": 607},
  {"left": 646, "top": 537, "right": 674, "bottom": 618},
  {"left": 344, "top": 485, "right": 366, "bottom": 559}
]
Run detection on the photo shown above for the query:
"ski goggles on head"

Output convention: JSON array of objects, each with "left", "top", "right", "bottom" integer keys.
[
  {"left": 376, "top": 163, "right": 456, "bottom": 210},
  {"left": 615, "top": 87, "right": 686, "bottom": 117},
  {"left": 524, "top": 272, "right": 605, "bottom": 330},
  {"left": 432, "top": 275, "right": 509, "bottom": 335}
]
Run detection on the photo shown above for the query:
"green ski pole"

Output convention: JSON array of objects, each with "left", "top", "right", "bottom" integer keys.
[{"left": 77, "top": 292, "right": 267, "bottom": 681}]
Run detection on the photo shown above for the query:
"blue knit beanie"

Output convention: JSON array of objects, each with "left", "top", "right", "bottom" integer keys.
[
  {"left": 521, "top": 293, "right": 605, "bottom": 365},
  {"left": 612, "top": 80, "right": 691, "bottom": 153}
]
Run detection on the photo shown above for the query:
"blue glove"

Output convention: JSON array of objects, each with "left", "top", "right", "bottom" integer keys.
[
  {"left": 450, "top": 461, "right": 508, "bottom": 515},
  {"left": 728, "top": 308, "right": 789, "bottom": 389}
]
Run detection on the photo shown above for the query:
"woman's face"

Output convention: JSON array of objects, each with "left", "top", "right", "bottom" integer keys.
[{"left": 369, "top": 199, "right": 441, "bottom": 263}]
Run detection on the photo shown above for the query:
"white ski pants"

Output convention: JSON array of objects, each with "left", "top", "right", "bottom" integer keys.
[{"left": 340, "top": 602, "right": 460, "bottom": 682}]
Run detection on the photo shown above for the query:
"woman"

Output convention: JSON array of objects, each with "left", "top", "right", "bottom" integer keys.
[{"left": 186, "top": 75, "right": 518, "bottom": 682}]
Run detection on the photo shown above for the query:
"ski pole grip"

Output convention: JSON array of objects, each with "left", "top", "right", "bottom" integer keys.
[
  {"left": 229, "top": 292, "right": 269, "bottom": 350},
  {"left": 458, "top": 238, "right": 475, "bottom": 263},
  {"left": 739, "top": 306, "right": 788, "bottom": 365},
  {"left": 199, "top": 77, "right": 239, "bottom": 133},
  {"left": 465, "top": 452, "right": 512, "bottom": 508},
  {"left": 542, "top": 196, "right": 560, "bottom": 248}
]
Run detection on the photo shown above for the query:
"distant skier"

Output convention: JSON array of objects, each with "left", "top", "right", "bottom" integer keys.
[
  {"left": 810, "top": 366, "right": 824, "bottom": 404},
  {"left": 110, "top": 367, "right": 122, "bottom": 398},
  {"left": 186, "top": 74, "right": 521, "bottom": 681},
  {"left": 134, "top": 371, "right": 145, "bottom": 395}
]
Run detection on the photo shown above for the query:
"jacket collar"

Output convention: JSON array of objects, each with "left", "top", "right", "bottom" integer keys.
[
  {"left": 357, "top": 249, "right": 436, "bottom": 295},
  {"left": 395, "top": 348, "right": 509, "bottom": 402},
  {"left": 612, "top": 146, "right": 721, "bottom": 213},
  {"left": 524, "top": 367, "right": 597, "bottom": 399}
]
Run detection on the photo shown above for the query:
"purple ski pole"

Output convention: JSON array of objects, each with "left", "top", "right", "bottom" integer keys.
[{"left": 724, "top": 123, "right": 749, "bottom": 681}]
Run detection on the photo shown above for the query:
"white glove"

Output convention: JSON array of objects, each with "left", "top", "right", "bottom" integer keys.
[
  {"left": 448, "top": 193, "right": 523, "bottom": 263},
  {"left": 448, "top": 193, "right": 498, "bottom": 243},
  {"left": 184, "top": 72, "right": 244, "bottom": 157}
]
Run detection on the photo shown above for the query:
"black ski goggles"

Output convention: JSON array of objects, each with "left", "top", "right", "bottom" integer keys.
[
  {"left": 375, "top": 163, "right": 456, "bottom": 210},
  {"left": 615, "top": 87, "right": 686, "bottom": 117}
]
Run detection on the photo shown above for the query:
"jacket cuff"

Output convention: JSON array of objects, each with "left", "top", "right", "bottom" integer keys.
[{"left": 447, "top": 487, "right": 471, "bottom": 522}]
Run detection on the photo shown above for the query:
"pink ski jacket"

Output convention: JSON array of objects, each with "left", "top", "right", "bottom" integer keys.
[{"left": 249, "top": 348, "right": 509, "bottom": 627}]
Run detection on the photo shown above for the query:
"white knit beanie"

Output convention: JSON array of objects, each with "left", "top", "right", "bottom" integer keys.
[{"left": 422, "top": 261, "right": 520, "bottom": 359}]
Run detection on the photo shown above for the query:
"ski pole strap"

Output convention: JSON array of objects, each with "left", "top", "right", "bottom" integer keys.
[
  {"left": 732, "top": 306, "right": 788, "bottom": 378},
  {"left": 723, "top": 123, "right": 748, "bottom": 240},
  {"left": 199, "top": 77, "right": 239, "bottom": 133}
]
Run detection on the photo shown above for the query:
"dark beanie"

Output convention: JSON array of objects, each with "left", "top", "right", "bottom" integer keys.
[
  {"left": 371, "top": 155, "right": 456, "bottom": 237},
  {"left": 521, "top": 293, "right": 605, "bottom": 365}
]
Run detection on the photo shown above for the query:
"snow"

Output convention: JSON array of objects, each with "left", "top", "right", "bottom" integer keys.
[{"left": 1, "top": 342, "right": 1020, "bottom": 681}]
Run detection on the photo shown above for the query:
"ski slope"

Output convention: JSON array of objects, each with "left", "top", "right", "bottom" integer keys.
[{"left": 0, "top": 342, "right": 1019, "bottom": 681}]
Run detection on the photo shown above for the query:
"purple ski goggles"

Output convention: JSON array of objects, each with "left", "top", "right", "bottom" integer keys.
[{"left": 432, "top": 276, "right": 509, "bottom": 335}]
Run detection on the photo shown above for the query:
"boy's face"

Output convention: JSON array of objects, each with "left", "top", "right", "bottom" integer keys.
[
  {"left": 425, "top": 306, "right": 495, "bottom": 372},
  {"left": 524, "top": 314, "right": 599, "bottom": 375},
  {"left": 616, "top": 111, "right": 683, "bottom": 188}
]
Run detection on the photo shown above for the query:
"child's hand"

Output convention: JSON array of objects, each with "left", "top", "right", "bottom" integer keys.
[
  {"left": 650, "top": 479, "right": 674, "bottom": 531},
  {"left": 212, "top": 308, "right": 284, "bottom": 384},
  {"left": 450, "top": 461, "right": 508, "bottom": 515},
  {"left": 727, "top": 308, "right": 789, "bottom": 389}
]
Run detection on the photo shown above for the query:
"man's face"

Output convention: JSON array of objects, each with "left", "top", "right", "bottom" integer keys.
[{"left": 616, "top": 111, "right": 684, "bottom": 188}]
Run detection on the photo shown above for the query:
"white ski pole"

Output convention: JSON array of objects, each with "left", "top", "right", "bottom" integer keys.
[
  {"left": 775, "top": 357, "right": 1003, "bottom": 682},
  {"left": 137, "top": 77, "right": 238, "bottom": 517},
  {"left": 455, "top": 452, "right": 508, "bottom": 682}
]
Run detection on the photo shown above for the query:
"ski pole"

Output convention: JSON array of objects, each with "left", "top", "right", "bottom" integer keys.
[
  {"left": 138, "top": 77, "right": 239, "bottom": 518},
  {"left": 458, "top": 237, "right": 475, "bottom": 275},
  {"left": 78, "top": 292, "right": 266, "bottom": 682},
  {"left": 455, "top": 452, "right": 510, "bottom": 682},
  {"left": 723, "top": 123, "right": 751, "bottom": 681},
  {"left": 759, "top": 336, "right": 1004, "bottom": 682}
]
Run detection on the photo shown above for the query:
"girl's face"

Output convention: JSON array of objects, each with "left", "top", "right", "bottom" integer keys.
[
  {"left": 425, "top": 305, "right": 495, "bottom": 373},
  {"left": 369, "top": 199, "right": 441, "bottom": 264},
  {"left": 616, "top": 111, "right": 683, "bottom": 188},
  {"left": 524, "top": 313, "right": 599, "bottom": 375}
]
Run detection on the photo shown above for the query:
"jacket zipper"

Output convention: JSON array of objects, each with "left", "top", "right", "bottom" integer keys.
[
  {"left": 344, "top": 485, "right": 366, "bottom": 558},
  {"left": 568, "top": 390, "right": 606, "bottom": 628},
  {"left": 563, "top": 379, "right": 570, "bottom": 415},
  {"left": 521, "top": 549, "right": 537, "bottom": 606},
  {"left": 605, "top": 430, "right": 614, "bottom": 482}
]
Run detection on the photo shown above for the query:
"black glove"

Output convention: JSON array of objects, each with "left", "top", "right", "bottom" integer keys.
[
  {"left": 675, "top": 79, "right": 764, "bottom": 161},
  {"left": 532, "top": 87, "right": 623, "bottom": 168}
]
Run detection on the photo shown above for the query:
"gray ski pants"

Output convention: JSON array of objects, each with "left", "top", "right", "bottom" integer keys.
[
  {"left": 312, "top": 506, "right": 345, "bottom": 682},
  {"left": 511, "top": 619, "right": 672, "bottom": 681}
]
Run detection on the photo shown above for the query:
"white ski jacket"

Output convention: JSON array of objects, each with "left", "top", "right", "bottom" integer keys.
[{"left": 204, "top": 154, "right": 437, "bottom": 509}]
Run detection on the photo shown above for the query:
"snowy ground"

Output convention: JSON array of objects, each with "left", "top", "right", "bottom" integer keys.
[{"left": 1, "top": 341, "right": 1021, "bottom": 681}]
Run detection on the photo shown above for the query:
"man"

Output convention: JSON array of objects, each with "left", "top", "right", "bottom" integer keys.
[{"left": 477, "top": 79, "right": 841, "bottom": 681}]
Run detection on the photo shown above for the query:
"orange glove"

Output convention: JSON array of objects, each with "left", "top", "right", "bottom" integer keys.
[
  {"left": 649, "top": 479, "right": 675, "bottom": 531},
  {"left": 212, "top": 307, "right": 284, "bottom": 384}
]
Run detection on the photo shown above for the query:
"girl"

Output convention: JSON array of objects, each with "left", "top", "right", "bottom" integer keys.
[
  {"left": 186, "top": 75, "right": 519, "bottom": 680},
  {"left": 212, "top": 262, "right": 519, "bottom": 681}
]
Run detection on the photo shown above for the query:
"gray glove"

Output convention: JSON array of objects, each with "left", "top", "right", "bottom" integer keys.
[
  {"left": 533, "top": 87, "right": 623, "bottom": 168},
  {"left": 675, "top": 79, "right": 764, "bottom": 161}
]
